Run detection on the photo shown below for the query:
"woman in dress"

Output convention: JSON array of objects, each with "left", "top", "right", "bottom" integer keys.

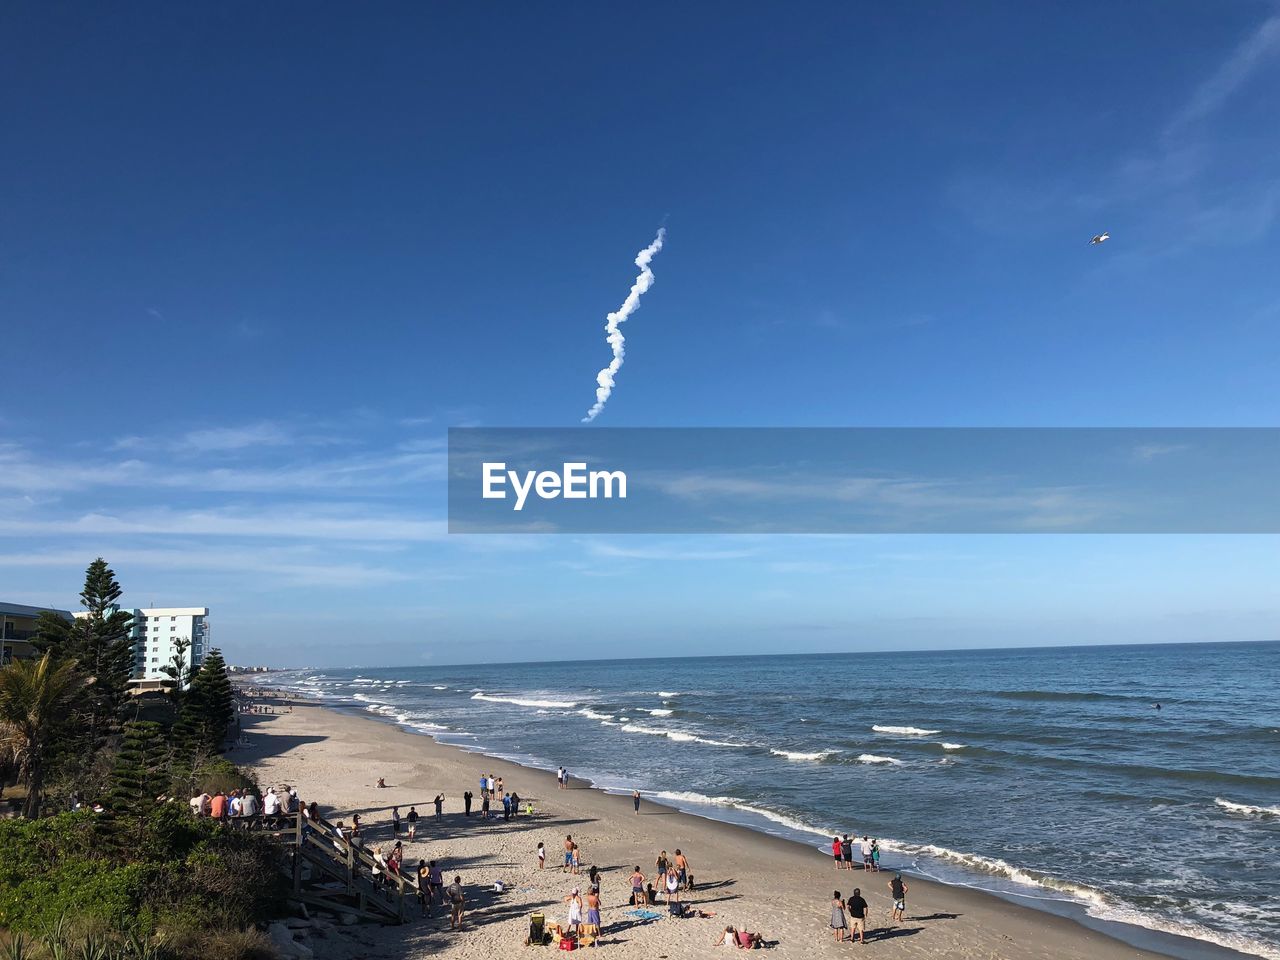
[
  {"left": 831, "top": 890, "right": 848, "bottom": 943},
  {"left": 564, "top": 887, "right": 583, "bottom": 935}
]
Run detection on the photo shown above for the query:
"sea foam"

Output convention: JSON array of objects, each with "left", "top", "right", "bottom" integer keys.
[
  {"left": 873, "top": 725, "right": 941, "bottom": 736},
  {"left": 472, "top": 693, "right": 579, "bottom": 709},
  {"left": 1215, "top": 797, "right": 1280, "bottom": 817}
]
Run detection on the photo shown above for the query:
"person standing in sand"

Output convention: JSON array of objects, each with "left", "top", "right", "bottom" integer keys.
[
  {"left": 830, "top": 891, "right": 848, "bottom": 942},
  {"left": 846, "top": 887, "right": 869, "bottom": 944},
  {"left": 406, "top": 805, "right": 419, "bottom": 839},
  {"left": 538, "top": 842, "right": 546, "bottom": 869},
  {"left": 563, "top": 835, "right": 575, "bottom": 873},
  {"left": 675, "top": 849, "right": 691, "bottom": 890},
  {"left": 860, "top": 835, "right": 873, "bottom": 871},
  {"left": 842, "top": 835, "right": 853, "bottom": 870},
  {"left": 889, "top": 873, "right": 908, "bottom": 923},
  {"left": 633, "top": 789, "right": 641, "bottom": 814},
  {"left": 564, "top": 887, "right": 583, "bottom": 935},
  {"left": 434, "top": 793, "right": 445, "bottom": 821},
  {"left": 391, "top": 806, "right": 401, "bottom": 837},
  {"left": 832, "top": 836, "right": 843, "bottom": 869},
  {"left": 463, "top": 790, "right": 473, "bottom": 816},
  {"left": 630, "top": 865, "right": 646, "bottom": 905},
  {"left": 584, "top": 888, "right": 602, "bottom": 946}
]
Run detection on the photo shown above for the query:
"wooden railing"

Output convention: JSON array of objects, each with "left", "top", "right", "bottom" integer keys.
[{"left": 276, "top": 808, "right": 419, "bottom": 923}]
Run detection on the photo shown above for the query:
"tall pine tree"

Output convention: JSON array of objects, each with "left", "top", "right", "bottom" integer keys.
[
  {"left": 174, "top": 648, "right": 235, "bottom": 755},
  {"left": 29, "top": 559, "right": 136, "bottom": 799},
  {"left": 104, "top": 720, "right": 171, "bottom": 849}
]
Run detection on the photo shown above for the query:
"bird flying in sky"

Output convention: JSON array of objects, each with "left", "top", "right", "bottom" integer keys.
[{"left": 1090, "top": 232, "right": 1110, "bottom": 245}]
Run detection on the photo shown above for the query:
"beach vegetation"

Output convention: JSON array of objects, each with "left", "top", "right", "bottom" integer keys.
[{"left": 0, "top": 559, "right": 287, "bottom": 958}]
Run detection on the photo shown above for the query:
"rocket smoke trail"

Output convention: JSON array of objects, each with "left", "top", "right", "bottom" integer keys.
[{"left": 581, "top": 228, "right": 666, "bottom": 423}]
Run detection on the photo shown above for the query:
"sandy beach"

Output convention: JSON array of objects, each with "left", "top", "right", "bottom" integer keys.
[{"left": 233, "top": 694, "right": 1179, "bottom": 960}]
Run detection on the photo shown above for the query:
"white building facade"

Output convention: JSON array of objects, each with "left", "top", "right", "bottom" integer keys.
[
  {"left": 78, "top": 606, "right": 211, "bottom": 685},
  {"left": 130, "top": 607, "right": 209, "bottom": 683}
]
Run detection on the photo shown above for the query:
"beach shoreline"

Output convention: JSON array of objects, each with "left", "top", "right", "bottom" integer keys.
[{"left": 231, "top": 688, "right": 1260, "bottom": 960}]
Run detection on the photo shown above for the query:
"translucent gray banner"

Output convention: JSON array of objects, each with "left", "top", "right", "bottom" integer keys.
[{"left": 447, "top": 428, "right": 1280, "bottom": 533}]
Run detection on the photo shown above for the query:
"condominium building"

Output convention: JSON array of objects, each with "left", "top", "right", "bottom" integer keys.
[
  {"left": 128, "top": 607, "right": 210, "bottom": 684},
  {"left": 1, "top": 600, "right": 73, "bottom": 664},
  {"left": 73, "top": 605, "right": 210, "bottom": 686}
]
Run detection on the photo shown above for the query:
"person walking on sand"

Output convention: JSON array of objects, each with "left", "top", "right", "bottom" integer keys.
[
  {"left": 446, "top": 875, "right": 465, "bottom": 929},
  {"left": 416, "top": 860, "right": 430, "bottom": 916},
  {"left": 847, "top": 887, "right": 869, "bottom": 944},
  {"left": 831, "top": 891, "right": 848, "bottom": 943},
  {"left": 633, "top": 789, "right": 641, "bottom": 814},
  {"left": 406, "top": 805, "right": 419, "bottom": 839},
  {"left": 571, "top": 842, "right": 582, "bottom": 875},
  {"left": 889, "top": 873, "right": 909, "bottom": 923}
]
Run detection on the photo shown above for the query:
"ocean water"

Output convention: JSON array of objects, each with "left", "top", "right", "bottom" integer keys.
[{"left": 260, "top": 642, "right": 1280, "bottom": 959}]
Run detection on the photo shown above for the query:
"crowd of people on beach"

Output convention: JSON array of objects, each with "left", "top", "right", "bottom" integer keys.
[{"left": 230, "top": 693, "right": 924, "bottom": 952}]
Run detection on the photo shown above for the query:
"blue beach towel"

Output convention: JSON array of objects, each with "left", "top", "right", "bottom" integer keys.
[{"left": 624, "top": 909, "right": 663, "bottom": 920}]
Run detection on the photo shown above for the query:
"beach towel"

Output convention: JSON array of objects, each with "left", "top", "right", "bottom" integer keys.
[{"left": 624, "top": 908, "right": 662, "bottom": 920}]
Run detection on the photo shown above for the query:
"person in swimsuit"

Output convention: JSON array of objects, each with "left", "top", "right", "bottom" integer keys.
[
  {"left": 584, "top": 889, "right": 602, "bottom": 945},
  {"left": 630, "top": 866, "right": 646, "bottom": 905},
  {"left": 656, "top": 850, "right": 669, "bottom": 885},
  {"left": 674, "top": 849, "right": 690, "bottom": 890},
  {"left": 831, "top": 891, "right": 848, "bottom": 942},
  {"left": 564, "top": 835, "right": 575, "bottom": 872},
  {"left": 889, "top": 873, "right": 908, "bottom": 922}
]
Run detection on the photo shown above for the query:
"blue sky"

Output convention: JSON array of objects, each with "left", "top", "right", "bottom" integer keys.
[{"left": 1, "top": 2, "right": 1277, "bottom": 666}]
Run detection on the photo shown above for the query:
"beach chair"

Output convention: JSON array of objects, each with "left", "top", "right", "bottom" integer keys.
[{"left": 526, "top": 912, "right": 546, "bottom": 946}]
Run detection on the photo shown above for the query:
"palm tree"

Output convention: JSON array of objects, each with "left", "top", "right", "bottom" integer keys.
[{"left": 0, "top": 653, "right": 87, "bottom": 818}]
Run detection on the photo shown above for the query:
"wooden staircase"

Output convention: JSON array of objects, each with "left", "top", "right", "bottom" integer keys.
[{"left": 278, "top": 809, "right": 418, "bottom": 923}]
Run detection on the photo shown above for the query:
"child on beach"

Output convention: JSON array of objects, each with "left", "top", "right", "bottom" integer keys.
[
  {"left": 872, "top": 839, "right": 881, "bottom": 871},
  {"left": 538, "top": 842, "right": 546, "bottom": 869}
]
